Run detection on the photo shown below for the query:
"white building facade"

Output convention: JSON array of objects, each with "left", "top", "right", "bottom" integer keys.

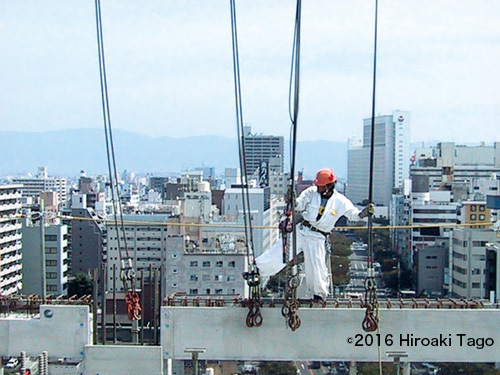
[
  {"left": 13, "top": 167, "right": 67, "bottom": 206},
  {"left": 0, "top": 184, "right": 23, "bottom": 295},
  {"left": 21, "top": 221, "right": 69, "bottom": 296}
]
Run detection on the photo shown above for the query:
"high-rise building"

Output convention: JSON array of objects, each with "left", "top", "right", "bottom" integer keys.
[
  {"left": 0, "top": 184, "right": 23, "bottom": 295},
  {"left": 243, "top": 125, "right": 284, "bottom": 176},
  {"left": 347, "top": 110, "right": 410, "bottom": 206}
]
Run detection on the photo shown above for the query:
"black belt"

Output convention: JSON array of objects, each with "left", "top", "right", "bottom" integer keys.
[{"left": 300, "top": 219, "right": 330, "bottom": 237}]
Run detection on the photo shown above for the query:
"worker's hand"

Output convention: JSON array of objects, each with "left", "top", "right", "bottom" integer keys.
[{"left": 359, "top": 203, "right": 375, "bottom": 219}]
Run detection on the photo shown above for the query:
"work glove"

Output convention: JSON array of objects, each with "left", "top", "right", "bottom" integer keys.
[{"left": 359, "top": 203, "right": 375, "bottom": 219}]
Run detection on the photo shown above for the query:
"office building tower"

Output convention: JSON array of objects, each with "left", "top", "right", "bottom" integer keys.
[{"left": 347, "top": 110, "right": 410, "bottom": 206}]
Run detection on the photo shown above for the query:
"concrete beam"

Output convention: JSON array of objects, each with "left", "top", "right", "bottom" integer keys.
[
  {"left": 84, "top": 345, "right": 163, "bottom": 375},
  {"left": 161, "top": 306, "right": 500, "bottom": 362},
  {"left": 0, "top": 305, "right": 91, "bottom": 359}
]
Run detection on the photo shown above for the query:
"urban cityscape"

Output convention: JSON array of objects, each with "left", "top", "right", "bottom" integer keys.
[{"left": 1, "top": 114, "right": 500, "bottom": 374}]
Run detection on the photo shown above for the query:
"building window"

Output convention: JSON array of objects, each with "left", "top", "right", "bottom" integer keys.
[
  {"left": 46, "top": 260, "right": 57, "bottom": 266},
  {"left": 228, "top": 261, "right": 236, "bottom": 267},
  {"left": 472, "top": 283, "right": 480, "bottom": 289},
  {"left": 46, "top": 272, "right": 57, "bottom": 279},
  {"left": 479, "top": 205, "right": 485, "bottom": 212},
  {"left": 46, "top": 247, "right": 57, "bottom": 254},
  {"left": 45, "top": 235, "right": 58, "bottom": 241},
  {"left": 202, "top": 274, "right": 210, "bottom": 281},
  {"left": 470, "top": 205, "right": 477, "bottom": 212},
  {"left": 190, "top": 274, "right": 198, "bottom": 281},
  {"left": 228, "top": 289, "right": 236, "bottom": 294},
  {"left": 470, "top": 214, "right": 477, "bottom": 220},
  {"left": 216, "top": 261, "right": 223, "bottom": 267},
  {"left": 215, "top": 289, "right": 223, "bottom": 295},
  {"left": 172, "top": 283, "right": 178, "bottom": 288},
  {"left": 214, "top": 275, "right": 223, "bottom": 281},
  {"left": 479, "top": 214, "right": 485, "bottom": 220},
  {"left": 190, "top": 261, "right": 198, "bottom": 267},
  {"left": 47, "top": 285, "right": 58, "bottom": 292},
  {"left": 202, "top": 261, "right": 210, "bottom": 267},
  {"left": 172, "top": 269, "right": 179, "bottom": 274},
  {"left": 171, "top": 254, "right": 179, "bottom": 259},
  {"left": 189, "top": 289, "right": 198, "bottom": 295},
  {"left": 227, "top": 275, "right": 235, "bottom": 282}
]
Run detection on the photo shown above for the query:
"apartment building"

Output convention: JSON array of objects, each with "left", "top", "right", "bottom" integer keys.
[
  {"left": 0, "top": 184, "right": 23, "bottom": 295},
  {"left": 106, "top": 224, "right": 249, "bottom": 298},
  {"left": 243, "top": 125, "right": 284, "bottom": 176},
  {"left": 21, "top": 220, "right": 69, "bottom": 296},
  {"left": 451, "top": 227, "right": 497, "bottom": 299},
  {"left": 164, "top": 235, "right": 249, "bottom": 298}
]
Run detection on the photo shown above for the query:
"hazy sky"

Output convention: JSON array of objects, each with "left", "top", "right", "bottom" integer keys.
[{"left": 1, "top": 1, "right": 499, "bottom": 144}]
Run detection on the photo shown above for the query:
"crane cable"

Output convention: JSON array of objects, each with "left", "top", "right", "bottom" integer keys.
[
  {"left": 280, "top": 0, "right": 302, "bottom": 332},
  {"left": 94, "top": 0, "right": 141, "bottom": 321},
  {"left": 361, "top": 0, "right": 379, "bottom": 334},
  {"left": 229, "top": 0, "right": 262, "bottom": 328},
  {"left": 362, "top": 1, "right": 383, "bottom": 373},
  {"left": 361, "top": 1, "right": 382, "bottom": 373}
]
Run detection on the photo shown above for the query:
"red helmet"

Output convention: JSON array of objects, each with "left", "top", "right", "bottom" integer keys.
[{"left": 313, "top": 168, "right": 337, "bottom": 186}]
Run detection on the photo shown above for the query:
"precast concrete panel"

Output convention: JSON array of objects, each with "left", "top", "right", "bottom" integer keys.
[
  {"left": 83, "top": 345, "right": 163, "bottom": 375},
  {"left": 161, "top": 307, "right": 500, "bottom": 362},
  {"left": 0, "top": 305, "right": 91, "bottom": 359}
]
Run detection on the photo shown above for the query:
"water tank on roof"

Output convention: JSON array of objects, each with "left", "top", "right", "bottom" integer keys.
[{"left": 198, "top": 181, "right": 210, "bottom": 192}]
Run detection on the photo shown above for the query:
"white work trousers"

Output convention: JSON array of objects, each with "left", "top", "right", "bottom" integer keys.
[{"left": 255, "top": 227, "right": 329, "bottom": 298}]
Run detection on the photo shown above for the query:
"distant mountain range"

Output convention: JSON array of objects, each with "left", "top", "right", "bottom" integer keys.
[{"left": 0, "top": 129, "right": 348, "bottom": 180}]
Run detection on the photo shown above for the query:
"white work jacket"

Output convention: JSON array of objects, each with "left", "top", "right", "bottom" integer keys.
[{"left": 296, "top": 186, "right": 361, "bottom": 233}]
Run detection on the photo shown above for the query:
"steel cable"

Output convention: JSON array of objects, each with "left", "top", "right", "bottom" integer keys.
[{"left": 95, "top": 0, "right": 137, "bottom": 304}]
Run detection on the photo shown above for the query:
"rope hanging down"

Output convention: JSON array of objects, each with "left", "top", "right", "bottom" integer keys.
[
  {"left": 362, "top": 0, "right": 380, "bottom": 334},
  {"left": 94, "top": 0, "right": 141, "bottom": 321},
  {"left": 229, "top": 0, "right": 262, "bottom": 328},
  {"left": 280, "top": 0, "right": 302, "bottom": 332}
]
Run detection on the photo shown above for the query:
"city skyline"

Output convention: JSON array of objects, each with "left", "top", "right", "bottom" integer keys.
[{"left": 1, "top": 1, "right": 499, "bottom": 144}]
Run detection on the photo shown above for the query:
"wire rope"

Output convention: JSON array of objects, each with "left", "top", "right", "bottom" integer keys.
[
  {"left": 230, "top": 0, "right": 256, "bottom": 266},
  {"left": 287, "top": 0, "right": 302, "bottom": 246},
  {"left": 94, "top": 0, "right": 137, "bottom": 300},
  {"left": 362, "top": 0, "right": 382, "bottom": 372}
]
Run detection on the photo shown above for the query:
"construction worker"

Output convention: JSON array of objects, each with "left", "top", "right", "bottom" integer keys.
[{"left": 255, "top": 168, "right": 374, "bottom": 302}]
